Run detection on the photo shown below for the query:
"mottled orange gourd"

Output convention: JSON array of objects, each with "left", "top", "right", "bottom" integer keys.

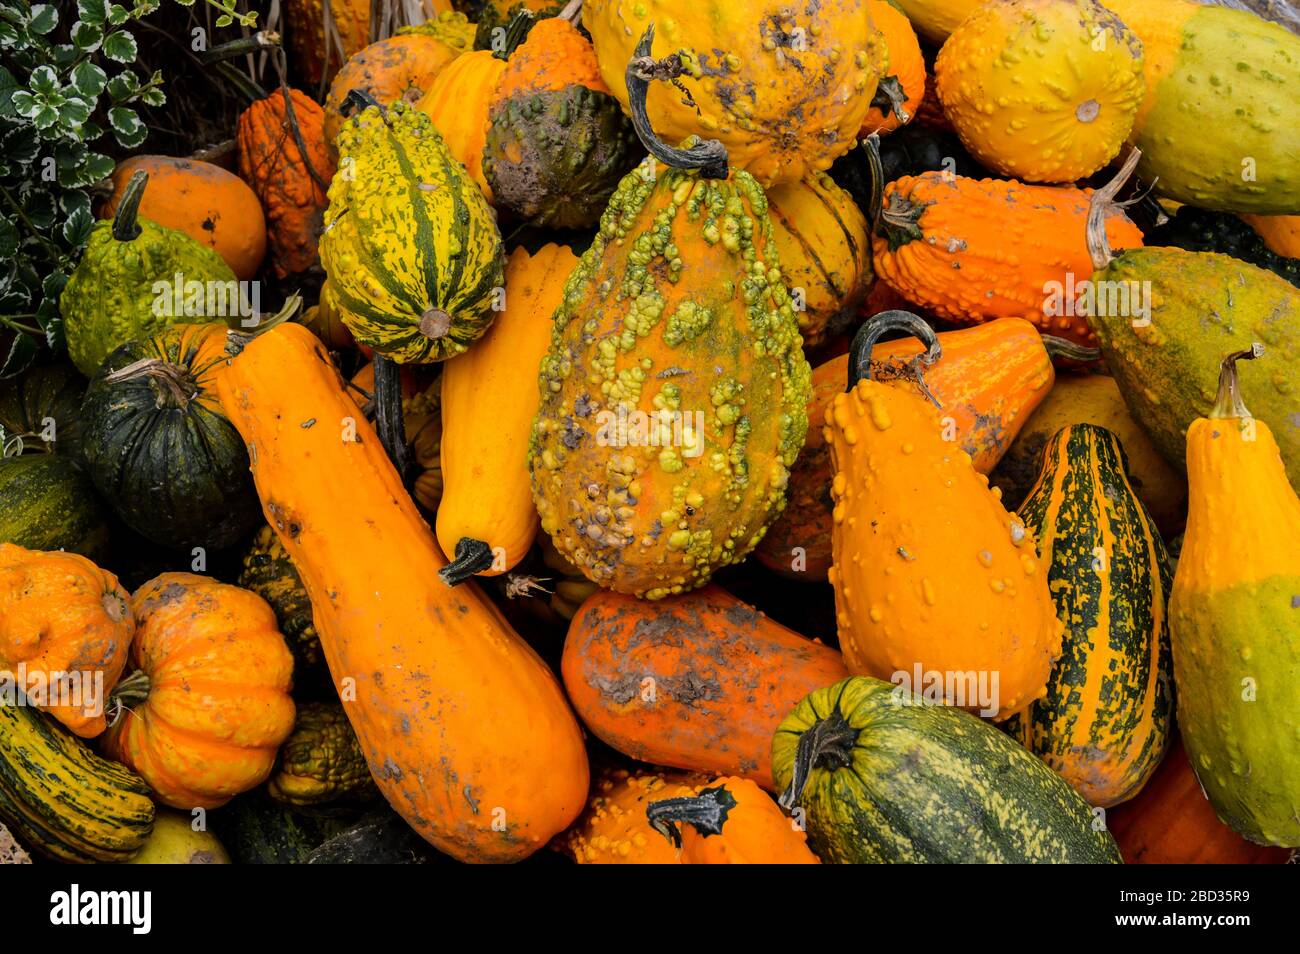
[
  {"left": 101, "top": 573, "right": 296, "bottom": 809},
  {"left": 0, "top": 544, "right": 133, "bottom": 738},
  {"left": 562, "top": 768, "right": 708, "bottom": 864},
  {"left": 495, "top": 17, "right": 609, "bottom": 99},
  {"left": 646, "top": 776, "right": 820, "bottom": 864}
]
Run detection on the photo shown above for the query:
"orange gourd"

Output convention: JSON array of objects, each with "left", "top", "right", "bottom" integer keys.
[
  {"left": 236, "top": 89, "right": 336, "bottom": 278},
  {"left": 645, "top": 776, "right": 820, "bottom": 864},
  {"left": 298, "top": 282, "right": 355, "bottom": 351},
  {"left": 437, "top": 244, "right": 576, "bottom": 583},
  {"left": 1239, "top": 213, "right": 1300, "bottom": 259},
  {"left": 0, "top": 544, "right": 133, "bottom": 738},
  {"left": 417, "top": 51, "right": 506, "bottom": 200},
  {"left": 215, "top": 322, "right": 589, "bottom": 862},
  {"left": 563, "top": 585, "right": 848, "bottom": 791},
  {"left": 872, "top": 171, "right": 1144, "bottom": 344},
  {"left": 102, "top": 573, "right": 296, "bottom": 809},
  {"left": 824, "top": 312, "right": 1063, "bottom": 720},
  {"left": 861, "top": 0, "right": 925, "bottom": 136},
  {"left": 562, "top": 767, "right": 708, "bottom": 865},
  {"left": 757, "top": 317, "right": 1075, "bottom": 581},
  {"left": 283, "top": 0, "right": 371, "bottom": 89},
  {"left": 100, "top": 156, "right": 267, "bottom": 281},
  {"left": 349, "top": 362, "right": 443, "bottom": 514}
]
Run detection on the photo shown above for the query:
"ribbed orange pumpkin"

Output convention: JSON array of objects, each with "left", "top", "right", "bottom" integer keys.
[
  {"left": 236, "top": 89, "right": 335, "bottom": 279},
  {"left": 100, "top": 156, "right": 267, "bottom": 281},
  {"left": 417, "top": 51, "right": 506, "bottom": 200},
  {"left": 861, "top": 0, "right": 925, "bottom": 136},
  {"left": 562, "top": 767, "right": 708, "bottom": 865},
  {"left": 102, "top": 573, "right": 296, "bottom": 810}
]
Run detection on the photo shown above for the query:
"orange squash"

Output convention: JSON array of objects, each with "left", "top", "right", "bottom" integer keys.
[
  {"left": 756, "top": 317, "right": 1074, "bottom": 581},
  {"left": 283, "top": 0, "right": 371, "bottom": 89},
  {"left": 417, "top": 51, "right": 506, "bottom": 200},
  {"left": 861, "top": 0, "right": 926, "bottom": 136},
  {"left": 561, "top": 767, "right": 708, "bottom": 865},
  {"left": 437, "top": 244, "right": 576, "bottom": 583},
  {"left": 102, "top": 573, "right": 296, "bottom": 810},
  {"left": 215, "top": 322, "right": 589, "bottom": 862},
  {"left": 236, "top": 89, "right": 335, "bottom": 279},
  {"left": 563, "top": 585, "right": 848, "bottom": 791},
  {"left": 872, "top": 171, "right": 1144, "bottom": 344},
  {"left": 1239, "top": 213, "right": 1300, "bottom": 259},
  {"left": 824, "top": 311, "right": 1063, "bottom": 719},
  {"left": 645, "top": 776, "right": 820, "bottom": 864},
  {"left": 0, "top": 544, "right": 133, "bottom": 738},
  {"left": 100, "top": 156, "right": 267, "bottom": 281}
]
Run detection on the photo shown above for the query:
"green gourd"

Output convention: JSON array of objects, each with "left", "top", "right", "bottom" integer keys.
[{"left": 0, "top": 455, "right": 109, "bottom": 560}]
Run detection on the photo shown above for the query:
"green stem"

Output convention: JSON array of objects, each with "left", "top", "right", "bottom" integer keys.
[
  {"left": 778, "top": 708, "right": 858, "bottom": 811},
  {"left": 848, "top": 309, "right": 943, "bottom": 408},
  {"left": 111, "top": 171, "right": 149, "bottom": 242},
  {"left": 439, "top": 538, "right": 496, "bottom": 586},
  {"left": 645, "top": 786, "right": 738, "bottom": 847},
  {"left": 1040, "top": 335, "right": 1101, "bottom": 363}
]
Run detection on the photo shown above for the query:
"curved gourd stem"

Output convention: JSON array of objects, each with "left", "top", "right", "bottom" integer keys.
[
  {"left": 224, "top": 293, "right": 304, "bottom": 355},
  {"left": 107, "top": 670, "right": 151, "bottom": 726},
  {"left": 111, "top": 171, "right": 150, "bottom": 242},
  {"left": 198, "top": 30, "right": 281, "bottom": 64},
  {"left": 102, "top": 357, "right": 198, "bottom": 409},
  {"left": 1210, "top": 344, "right": 1264, "bottom": 420},
  {"left": 645, "top": 786, "right": 738, "bottom": 847},
  {"left": 862, "top": 133, "right": 887, "bottom": 235},
  {"left": 1086, "top": 147, "right": 1142, "bottom": 272},
  {"left": 870, "top": 77, "right": 911, "bottom": 124},
  {"left": 847, "top": 309, "right": 943, "bottom": 408},
  {"left": 493, "top": 9, "right": 537, "bottom": 61},
  {"left": 372, "top": 355, "right": 410, "bottom": 478},
  {"left": 439, "top": 538, "right": 495, "bottom": 586},
  {"left": 624, "top": 25, "right": 729, "bottom": 180},
  {"left": 778, "top": 709, "right": 858, "bottom": 811},
  {"left": 1039, "top": 335, "right": 1101, "bottom": 364},
  {"left": 342, "top": 87, "right": 383, "bottom": 120}
]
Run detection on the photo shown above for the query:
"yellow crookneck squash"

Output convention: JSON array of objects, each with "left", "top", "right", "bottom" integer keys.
[
  {"left": 1169, "top": 346, "right": 1300, "bottom": 848},
  {"left": 824, "top": 312, "right": 1063, "bottom": 720},
  {"left": 438, "top": 243, "right": 578, "bottom": 584},
  {"left": 529, "top": 30, "right": 812, "bottom": 599},
  {"left": 582, "top": 0, "right": 886, "bottom": 187},
  {"left": 645, "top": 776, "right": 820, "bottom": 864},
  {"left": 216, "top": 322, "right": 589, "bottom": 862}
]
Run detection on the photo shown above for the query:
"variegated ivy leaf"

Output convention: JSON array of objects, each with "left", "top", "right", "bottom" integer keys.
[
  {"left": 102, "top": 28, "right": 137, "bottom": 63},
  {"left": 27, "top": 4, "right": 58, "bottom": 35},
  {"left": 107, "top": 4, "right": 130, "bottom": 26},
  {"left": 77, "top": 0, "right": 110, "bottom": 25},
  {"left": 70, "top": 19, "right": 103, "bottom": 52},
  {"left": 27, "top": 64, "right": 59, "bottom": 96},
  {"left": 106, "top": 70, "right": 139, "bottom": 102},
  {"left": 70, "top": 60, "right": 108, "bottom": 98},
  {"left": 108, "top": 105, "right": 144, "bottom": 147}
]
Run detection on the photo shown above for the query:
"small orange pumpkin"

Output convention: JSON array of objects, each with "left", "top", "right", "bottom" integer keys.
[
  {"left": 0, "top": 544, "right": 133, "bottom": 738},
  {"left": 646, "top": 776, "right": 820, "bottom": 864},
  {"left": 562, "top": 767, "right": 708, "bottom": 865},
  {"left": 102, "top": 573, "right": 296, "bottom": 810}
]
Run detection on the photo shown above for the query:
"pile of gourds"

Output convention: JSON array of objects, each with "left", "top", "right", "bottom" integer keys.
[{"left": 1, "top": 0, "right": 1296, "bottom": 866}]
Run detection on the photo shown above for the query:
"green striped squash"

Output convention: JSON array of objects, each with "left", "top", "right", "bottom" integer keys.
[
  {"left": 773, "top": 677, "right": 1122, "bottom": 863},
  {"left": 0, "top": 362, "right": 86, "bottom": 458},
  {"left": 320, "top": 100, "right": 505, "bottom": 364},
  {"left": 1007, "top": 424, "right": 1174, "bottom": 808},
  {"left": 0, "top": 455, "right": 108, "bottom": 560}
]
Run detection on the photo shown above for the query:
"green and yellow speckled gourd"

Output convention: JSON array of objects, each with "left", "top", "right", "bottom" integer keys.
[
  {"left": 319, "top": 97, "right": 505, "bottom": 364},
  {"left": 935, "top": 0, "right": 1146, "bottom": 183},
  {"left": 1103, "top": 0, "right": 1300, "bottom": 214},
  {"left": 1006, "top": 424, "right": 1174, "bottom": 808},
  {"left": 1086, "top": 153, "right": 1300, "bottom": 489},
  {"left": 1170, "top": 347, "right": 1300, "bottom": 847},
  {"left": 267, "top": 702, "right": 377, "bottom": 808},
  {"left": 237, "top": 525, "right": 329, "bottom": 694},
  {"left": 773, "top": 677, "right": 1123, "bottom": 863},
  {"left": 582, "top": 0, "right": 886, "bottom": 187},
  {"left": 60, "top": 171, "right": 238, "bottom": 377},
  {"left": 528, "top": 29, "right": 812, "bottom": 599}
]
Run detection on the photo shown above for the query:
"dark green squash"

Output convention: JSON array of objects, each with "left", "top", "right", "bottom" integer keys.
[
  {"left": 0, "top": 362, "right": 87, "bottom": 459},
  {"left": 773, "top": 677, "right": 1123, "bottom": 863},
  {"left": 80, "top": 323, "right": 260, "bottom": 550},
  {"left": 212, "top": 789, "right": 357, "bottom": 865},
  {"left": 305, "top": 810, "right": 445, "bottom": 864},
  {"left": 268, "top": 702, "right": 378, "bottom": 808},
  {"left": 0, "top": 455, "right": 109, "bottom": 560},
  {"left": 1005, "top": 424, "right": 1175, "bottom": 808}
]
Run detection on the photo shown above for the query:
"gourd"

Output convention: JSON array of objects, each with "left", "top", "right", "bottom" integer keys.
[
  {"left": 100, "top": 156, "right": 267, "bottom": 281},
  {"left": 764, "top": 173, "right": 872, "bottom": 350},
  {"left": 1145, "top": 206, "right": 1300, "bottom": 287},
  {"left": 582, "top": 0, "right": 885, "bottom": 187},
  {"left": 320, "top": 99, "right": 506, "bottom": 364},
  {"left": 236, "top": 89, "right": 336, "bottom": 279},
  {"left": 305, "top": 810, "right": 444, "bottom": 864},
  {"left": 645, "top": 777, "right": 819, "bottom": 863},
  {"left": 102, "top": 573, "right": 297, "bottom": 811},
  {"left": 873, "top": 171, "right": 1144, "bottom": 345},
  {"left": 1240, "top": 213, "right": 1300, "bottom": 258},
  {"left": 268, "top": 702, "right": 378, "bottom": 808},
  {"left": 1107, "top": 735, "right": 1292, "bottom": 864},
  {"left": 990, "top": 373, "right": 1188, "bottom": 538},
  {"left": 124, "top": 809, "right": 231, "bottom": 864},
  {"left": 297, "top": 282, "right": 355, "bottom": 351},
  {"left": 0, "top": 700, "right": 155, "bottom": 863},
  {"left": 935, "top": 0, "right": 1145, "bottom": 183},
  {"left": 1168, "top": 347, "right": 1300, "bottom": 847},
  {"left": 0, "top": 362, "right": 85, "bottom": 458},
  {"left": 828, "top": 125, "right": 986, "bottom": 214},
  {"left": 890, "top": 0, "right": 984, "bottom": 46},
  {"left": 80, "top": 323, "right": 261, "bottom": 551},
  {"left": 215, "top": 322, "right": 589, "bottom": 863},
  {"left": 529, "top": 36, "right": 812, "bottom": 599},
  {"left": 0, "top": 544, "right": 133, "bottom": 738},
  {"left": 213, "top": 789, "right": 356, "bottom": 864},
  {"left": 1102, "top": 0, "right": 1300, "bottom": 214},
  {"left": 349, "top": 362, "right": 444, "bottom": 513},
  {"left": 562, "top": 585, "right": 848, "bottom": 791},
  {"left": 417, "top": 51, "right": 507, "bottom": 200},
  {"left": 757, "top": 317, "right": 1070, "bottom": 581},
  {"left": 0, "top": 455, "right": 109, "bottom": 561},
  {"left": 1087, "top": 154, "right": 1300, "bottom": 489},
  {"left": 283, "top": 0, "right": 371, "bottom": 88},
  {"left": 562, "top": 767, "right": 708, "bottom": 864},
  {"left": 237, "top": 525, "right": 330, "bottom": 692},
  {"left": 773, "top": 677, "right": 1123, "bottom": 863},
  {"left": 483, "top": 16, "right": 643, "bottom": 229},
  {"left": 825, "top": 313, "right": 1063, "bottom": 720},
  {"left": 1005, "top": 424, "right": 1175, "bottom": 807},
  {"left": 438, "top": 244, "right": 576, "bottom": 583},
  {"left": 61, "top": 171, "right": 238, "bottom": 377},
  {"left": 861, "top": 0, "right": 925, "bottom": 137}
]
